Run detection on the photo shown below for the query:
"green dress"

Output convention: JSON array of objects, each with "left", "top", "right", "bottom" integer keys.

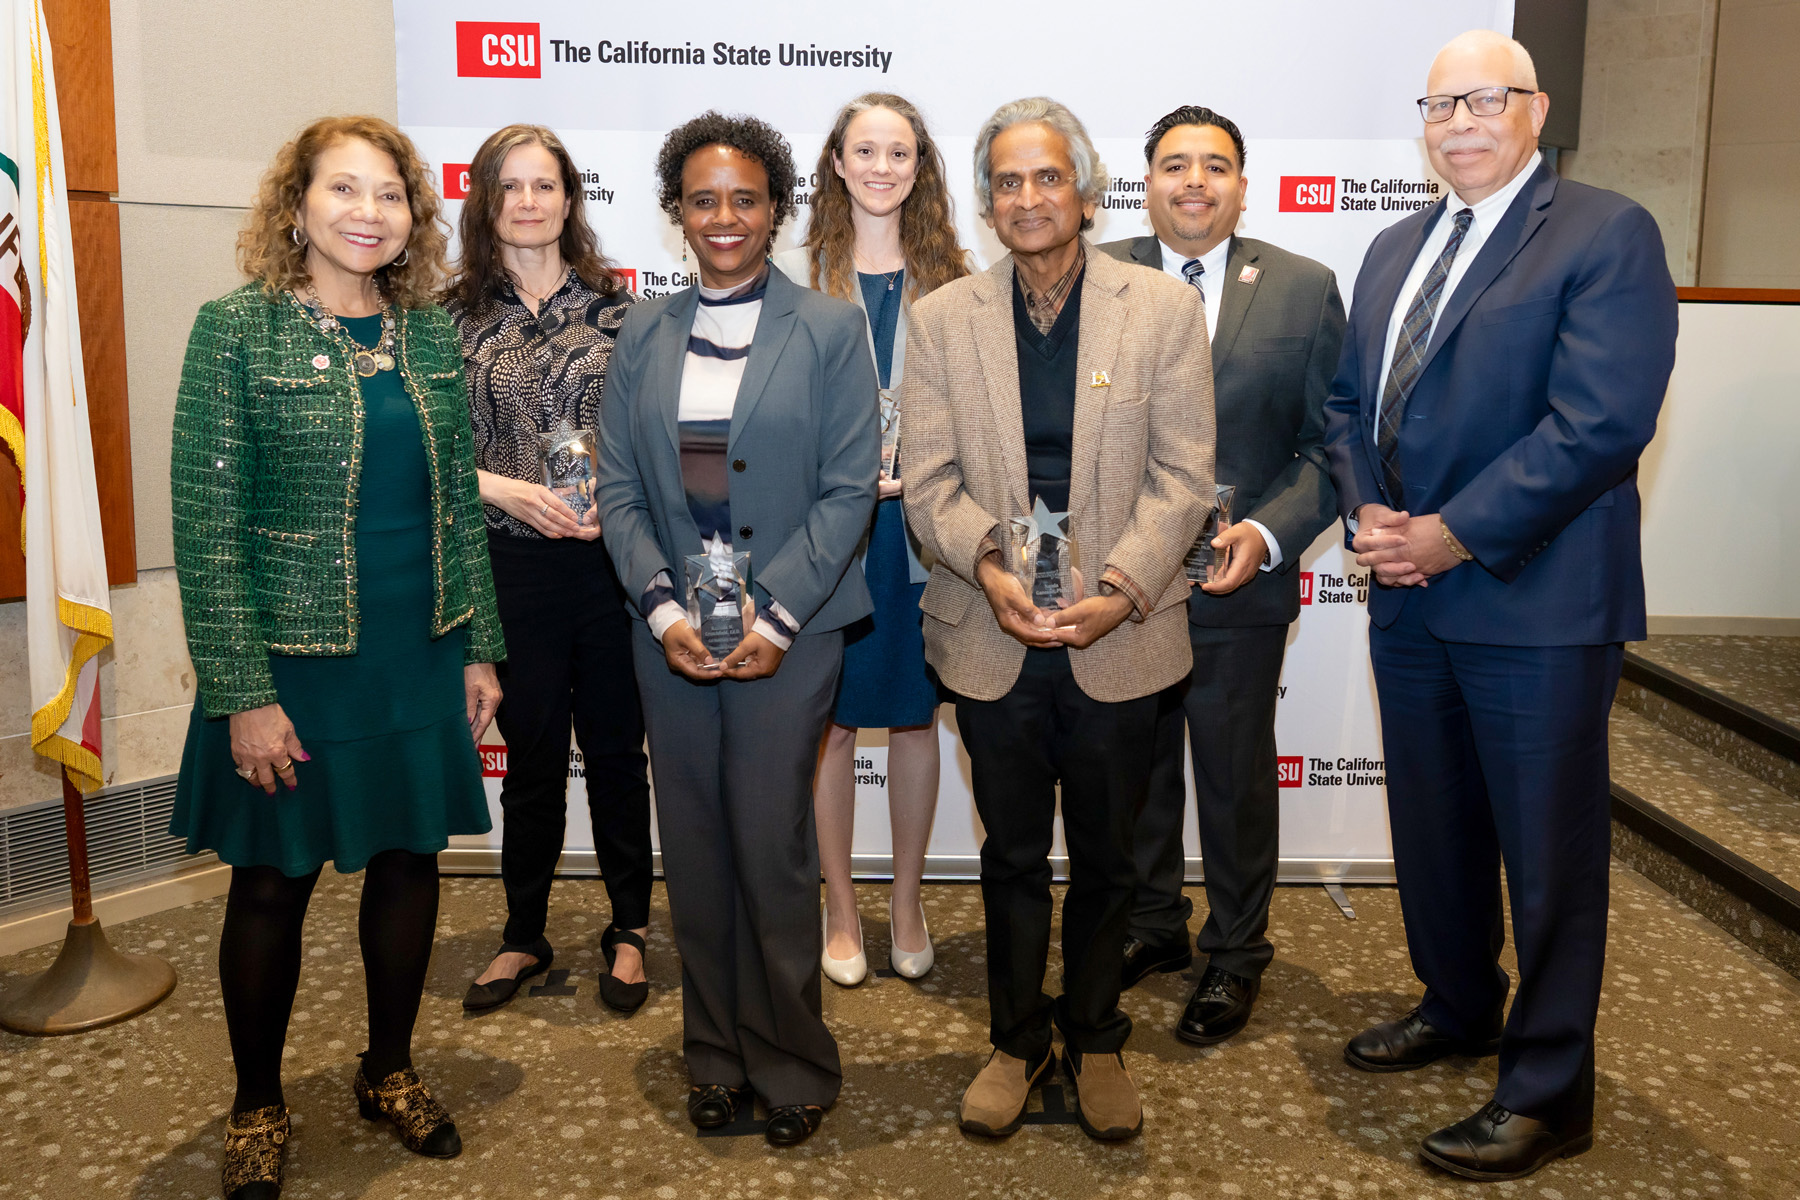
[{"left": 171, "top": 313, "right": 493, "bottom": 876}]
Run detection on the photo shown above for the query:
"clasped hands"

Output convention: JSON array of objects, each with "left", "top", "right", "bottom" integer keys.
[
  {"left": 976, "top": 554, "right": 1133, "bottom": 651},
  {"left": 663, "top": 621, "right": 786, "bottom": 683},
  {"left": 1351, "top": 504, "right": 1464, "bottom": 587}
]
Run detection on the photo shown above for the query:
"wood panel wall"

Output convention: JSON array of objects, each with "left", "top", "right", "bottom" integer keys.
[{"left": 0, "top": 0, "right": 134, "bottom": 598}]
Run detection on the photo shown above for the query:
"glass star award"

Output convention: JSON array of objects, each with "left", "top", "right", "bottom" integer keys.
[
  {"left": 1184, "top": 484, "right": 1238, "bottom": 584},
  {"left": 537, "top": 426, "right": 597, "bottom": 522},
  {"left": 685, "top": 534, "right": 754, "bottom": 660},
  {"left": 1009, "top": 496, "right": 1082, "bottom": 616},
  {"left": 878, "top": 390, "right": 901, "bottom": 480}
]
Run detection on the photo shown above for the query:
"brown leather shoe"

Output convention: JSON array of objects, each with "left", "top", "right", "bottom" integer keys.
[
  {"left": 1064, "top": 1048, "right": 1143, "bottom": 1141},
  {"left": 959, "top": 1047, "right": 1052, "bottom": 1137}
]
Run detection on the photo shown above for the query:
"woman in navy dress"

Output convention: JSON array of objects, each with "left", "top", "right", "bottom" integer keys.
[{"left": 776, "top": 93, "right": 970, "bottom": 986}]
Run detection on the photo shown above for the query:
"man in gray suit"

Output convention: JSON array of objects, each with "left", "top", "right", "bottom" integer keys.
[{"left": 1099, "top": 105, "right": 1345, "bottom": 1045}]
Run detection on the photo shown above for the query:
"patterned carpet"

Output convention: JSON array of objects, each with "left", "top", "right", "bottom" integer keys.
[{"left": 2, "top": 865, "right": 1797, "bottom": 1199}]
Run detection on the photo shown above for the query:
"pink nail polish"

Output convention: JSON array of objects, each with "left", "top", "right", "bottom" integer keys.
[{"left": 297, "top": 750, "right": 312, "bottom": 761}]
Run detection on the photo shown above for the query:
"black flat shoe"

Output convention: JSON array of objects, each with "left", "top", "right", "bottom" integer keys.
[
  {"left": 687, "top": 1083, "right": 752, "bottom": 1130},
  {"left": 461, "top": 938, "right": 553, "bottom": 1012},
  {"left": 599, "top": 925, "right": 650, "bottom": 1013},
  {"left": 1121, "top": 935, "right": 1193, "bottom": 990},
  {"left": 1344, "top": 1006, "right": 1502, "bottom": 1072},
  {"left": 764, "top": 1104, "right": 824, "bottom": 1147},
  {"left": 1420, "top": 1101, "right": 1593, "bottom": 1181},
  {"left": 1175, "top": 964, "right": 1260, "bottom": 1045}
]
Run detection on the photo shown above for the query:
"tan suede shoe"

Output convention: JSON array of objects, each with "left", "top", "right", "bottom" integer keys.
[
  {"left": 1065, "top": 1049, "right": 1143, "bottom": 1141},
  {"left": 959, "top": 1047, "right": 1052, "bottom": 1137}
]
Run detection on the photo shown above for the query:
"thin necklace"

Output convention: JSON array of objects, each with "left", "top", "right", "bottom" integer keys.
[
  {"left": 302, "top": 283, "right": 396, "bottom": 376},
  {"left": 512, "top": 264, "right": 569, "bottom": 308},
  {"left": 854, "top": 251, "right": 904, "bottom": 292}
]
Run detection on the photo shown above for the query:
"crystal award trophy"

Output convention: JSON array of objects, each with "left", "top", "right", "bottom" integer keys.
[
  {"left": 1184, "top": 483, "right": 1238, "bottom": 584},
  {"left": 685, "top": 533, "right": 754, "bottom": 660},
  {"left": 1009, "top": 496, "right": 1082, "bottom": 616},
  {"left": 878, "top": 390, "right": 901, "bottom": 480},
  {"left": 537, "top": 427, "right": 598, "bottom": 523}
]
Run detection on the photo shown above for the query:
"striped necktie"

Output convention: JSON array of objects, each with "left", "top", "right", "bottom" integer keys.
[
  {"left": 1376, "top": 207, "right": 1474, "bottom": 509},
  {"left": 1181, "top": 258, "right": 1206, "bottom": 310}
]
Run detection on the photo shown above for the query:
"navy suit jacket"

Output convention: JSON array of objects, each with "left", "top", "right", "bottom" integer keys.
[{"left": 1322, "top": 159, "right": 1677, "bottom": 646}]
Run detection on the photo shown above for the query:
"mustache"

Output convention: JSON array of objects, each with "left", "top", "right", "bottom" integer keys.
[{"left": 1438, "top": 133, "right": 1497, "bottom": 154}]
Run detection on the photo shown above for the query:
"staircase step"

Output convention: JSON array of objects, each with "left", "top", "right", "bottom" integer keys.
[
  {"left": 1609, "top": 706, "right": 1800, "bottom": 978},
  {"left": 1634, "top": 634, "right": 1800, "bottom": 727},
  {"left": 1618, "top": 643, "right": 1800, "bottom": 800}
]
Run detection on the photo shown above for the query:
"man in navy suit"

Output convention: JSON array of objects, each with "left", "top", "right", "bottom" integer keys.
[{"left": 1323, "top": 29, "right": 1677, "bottom": 1182}]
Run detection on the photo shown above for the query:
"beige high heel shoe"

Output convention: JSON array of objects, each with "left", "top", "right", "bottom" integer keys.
[
  {"left": 889, "top": 897, "right": 934, "bottom": 979},
  {"left": 821, "top": 902, "right": 867, "bottom": 987}
]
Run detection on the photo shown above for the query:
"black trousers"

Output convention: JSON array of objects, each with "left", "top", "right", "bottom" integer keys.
[
  {"left": 633, "top": 621, "right": 845, "bottom": 1108},
  {"left": 1371, "top": 598, "right": 1620, "bottom": 1125},
  {"left": 489, "top": 532, "right": 653, "bottom": 949},
  {"left": 954, "top": 647, "right": 1159, "bottom": 1060},
  {"left": 1135, "top": 622, "right": 1289, "bottom": 979}
]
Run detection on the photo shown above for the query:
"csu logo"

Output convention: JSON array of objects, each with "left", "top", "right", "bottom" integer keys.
[
  {"left": 615, "top": 268, "right": 638, "bottom": 294},
  {"left": 1279, "top": 176, "right": 1335, "bottom": 212},
  {"left": 456, "top": 21, "right": 540, "bottom": 77},
  {"left": 1298, "top": 572, "right": 1314, "bottom": 604},
  {"left": 1277, "top": 756, "right": 1303, "bottom": 788},
  {"left": 442, "top": 163, "right": 471, "bottom": 200},
  {"left": 479, "top": 746, "right": 508, "bottom": 778}
]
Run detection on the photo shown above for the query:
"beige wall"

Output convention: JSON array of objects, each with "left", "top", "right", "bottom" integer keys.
[
  {"left": 0, "top": 1, "right": 398, "bottom": 812},
  {"left": 1698, "top": 0, "right": 1800, "bottom": 287},
  {"left": 1559, "top": 0, "right": 1722, "bottom": 287}
]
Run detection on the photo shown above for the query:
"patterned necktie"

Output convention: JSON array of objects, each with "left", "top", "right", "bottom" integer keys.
[
  {"left": 1181, "top": 258, "right": 1206, "bottom": 311},
  {"left": 1376, "top": 207, "right": 1474, "bottom": 508}
]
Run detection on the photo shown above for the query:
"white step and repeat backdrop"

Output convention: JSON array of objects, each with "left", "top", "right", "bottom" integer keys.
[{"left": 398, "top": 0, "right": 1518, "bottom": 881}]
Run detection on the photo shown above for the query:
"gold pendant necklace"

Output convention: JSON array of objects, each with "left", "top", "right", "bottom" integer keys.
[{"left": 303, "top": 283, "right": 397, "bottom": 376}]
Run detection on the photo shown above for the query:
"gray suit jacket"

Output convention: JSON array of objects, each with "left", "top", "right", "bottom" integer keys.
[
  {"left": 597, "top": 267, "right": 880, "bottom": 634},
  {"left": 1097, "top": 234, "right": 1345, "bottom": 626}
]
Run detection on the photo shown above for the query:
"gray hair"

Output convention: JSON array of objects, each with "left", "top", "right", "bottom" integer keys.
[
  {"left": 973, "top": 97, "right": 1109, "bottom": 231},
  {"left": 1434, "top": 29, "right": 1539, "bottom": 91}
]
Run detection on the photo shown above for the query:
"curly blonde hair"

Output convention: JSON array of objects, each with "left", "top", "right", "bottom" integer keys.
[{"left": 238, "top": 115, "right": 449, "bottom": 309}]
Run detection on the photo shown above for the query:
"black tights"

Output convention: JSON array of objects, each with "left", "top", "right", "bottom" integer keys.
[{"left": 218, "top": 849, "right": 441, "bottom": 1114}]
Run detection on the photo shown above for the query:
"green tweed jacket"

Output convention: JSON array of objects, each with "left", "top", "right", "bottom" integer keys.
[{"left": 171, "top": 283, "right": 504, "bottom": 719}]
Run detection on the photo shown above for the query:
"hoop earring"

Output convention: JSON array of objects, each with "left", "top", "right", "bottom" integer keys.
[
  {"left": 393, "top": 248, "right": 410, "bottom": 268},
  {"left": 291, "top": 228, "right": 307, "bottom": 248}
]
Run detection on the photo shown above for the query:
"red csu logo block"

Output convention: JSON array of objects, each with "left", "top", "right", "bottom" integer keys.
[
  {"left": 479, "top": 746, "right": 508, "bottom": 778},
  {"left": 1280, "top": 176, "right": 1336, "bottom": 212},
  {"left": 1298, "top": 572, "right": 1314, "bottom": 604},
  {"left": 1277, "top": 756, "right": 1304, "bottom": 788},
  {"left": 615, "top": 268, "right": 637, "bottom": 294},
  {"left": 456, "top": 22, "right": 541, "bottom": 77},
  {"left": 442, "top": 163, "right": 471, "bottom": 200}
]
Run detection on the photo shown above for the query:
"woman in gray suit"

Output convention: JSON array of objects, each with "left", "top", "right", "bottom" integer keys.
[{"left": 596, "top": 111, "right": 878, "bottom": 1149}]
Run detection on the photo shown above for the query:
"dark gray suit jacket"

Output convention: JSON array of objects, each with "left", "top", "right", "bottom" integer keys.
[
  {"left": 597, "top": 267, "right": 880, "bottom": 634},
  {"left": 1097, "top": 234, "right": 1345, "bottom": 627}
]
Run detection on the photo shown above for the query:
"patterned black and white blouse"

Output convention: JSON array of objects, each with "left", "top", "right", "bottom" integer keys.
[{"left": 449, "top": 270, "right": 637, "bottom": 538}]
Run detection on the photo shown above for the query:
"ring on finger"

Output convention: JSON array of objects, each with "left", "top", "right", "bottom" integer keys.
[
  {"left": 236, "top": 765, "right": 258, "bottom": 780},
  {"left": 275, "top": 758, "right": 294, "bottom": 772},
  {"left": 540, "top": 502, "right": 549, "bottom": 516}
]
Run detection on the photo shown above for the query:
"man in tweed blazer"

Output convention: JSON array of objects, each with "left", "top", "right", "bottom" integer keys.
[{"left": 901, "top": 97, "right": 1213, "bottom": 1143}]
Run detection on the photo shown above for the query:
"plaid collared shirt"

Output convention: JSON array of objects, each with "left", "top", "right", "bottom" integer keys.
[{"left": 1019, "top": 244, "right": 1085, "bottom": 335}]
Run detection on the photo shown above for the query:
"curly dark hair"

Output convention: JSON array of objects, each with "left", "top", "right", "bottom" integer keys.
[{"left": 654, "top": 110, "right": 799, "bottom": 238}]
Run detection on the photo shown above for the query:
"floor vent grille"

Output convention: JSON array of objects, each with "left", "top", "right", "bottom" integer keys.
[{"left": 1, "top": 774, "right": 199, "bottom": 916}]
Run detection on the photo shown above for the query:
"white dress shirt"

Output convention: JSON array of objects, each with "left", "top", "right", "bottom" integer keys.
[
  {"left": 1373, "top": 151, "right": 1541, "bottom": 429},
  {"left": 1158, "top": 236, "right": 1281, "bottom": 571}
]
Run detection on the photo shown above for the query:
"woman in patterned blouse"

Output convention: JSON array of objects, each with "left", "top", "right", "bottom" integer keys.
[{"left": 445, "top": 125, "right": 655, "bottom": 1016}]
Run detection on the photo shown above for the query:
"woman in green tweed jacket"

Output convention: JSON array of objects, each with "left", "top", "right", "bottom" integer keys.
[{"left": 168, "top": 116, "right": 503, "bottom": 1200}]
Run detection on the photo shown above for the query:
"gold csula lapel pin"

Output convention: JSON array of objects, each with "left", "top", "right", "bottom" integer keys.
[{"left": 1091, "top": 370, "right": 1111, "bottom": 387}]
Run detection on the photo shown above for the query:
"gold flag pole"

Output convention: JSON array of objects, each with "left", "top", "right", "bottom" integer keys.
[{"left": 0, "top": 768, "right": 177, "bottom": 1035}]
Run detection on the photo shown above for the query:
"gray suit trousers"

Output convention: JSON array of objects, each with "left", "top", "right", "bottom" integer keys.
[
  {"left": 631, "top": 620, "right": 844, "bottom": 1108},
  {"left": 1135, "top": 622, "right": 1289, "bottom": 979}
]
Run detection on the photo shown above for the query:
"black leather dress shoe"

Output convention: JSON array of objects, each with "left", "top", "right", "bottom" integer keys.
[
  {"left": 1344, "top": 1007, "right": 1502, "bottom": 1072},
  {"left": 1121, "top": 935, "right": 1193, "bottom": 990},
  {"left": 461, "top": 938, "right": 553, "bottom": 1012},
  {"left": 1420, "top": 1101, "right": 1593, "bottom": 1181},
  {"left": 1175, "top": 965, "right": 1259, "bottom": 1045},
  {"left": 764, "top": 1104, "right": 824, "bottom": 1147},
  {"left": 687, "top": 1083, "right": 751, "bottom": 1129}
]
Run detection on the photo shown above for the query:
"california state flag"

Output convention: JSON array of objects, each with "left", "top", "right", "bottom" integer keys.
[{"left": 1, "top": 0, "right": 111, "bottom": 793}]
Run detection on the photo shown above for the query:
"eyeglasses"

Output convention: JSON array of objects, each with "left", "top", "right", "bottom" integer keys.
[{"left": 1416, "top": 87, "right": 1536, "bottom": 123}]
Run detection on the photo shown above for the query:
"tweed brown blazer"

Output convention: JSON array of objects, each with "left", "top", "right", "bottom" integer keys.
[{"left": 900, "top": 244, "right": 1215, "bottom": 703}]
